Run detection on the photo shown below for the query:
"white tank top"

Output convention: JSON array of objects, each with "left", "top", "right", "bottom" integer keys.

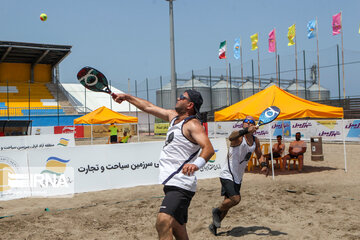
[
  {"left": 220, "top": 136, "right": 256, "bottom": 184},
  {"left": 159, "top": 116, "right": 201, "bottom": 192}
]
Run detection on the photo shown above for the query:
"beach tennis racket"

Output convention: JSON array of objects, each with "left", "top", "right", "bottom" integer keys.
[
  {"left": 257, "top": 106, "right": 280, "bottom": 127},
  {"left": 77, "top": 66, "right": 116, "bottom": 98}
]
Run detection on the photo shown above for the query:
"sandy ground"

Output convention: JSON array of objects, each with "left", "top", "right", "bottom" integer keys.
[{"left": 0, "top": 142, "right": 359, "bottom": 240}]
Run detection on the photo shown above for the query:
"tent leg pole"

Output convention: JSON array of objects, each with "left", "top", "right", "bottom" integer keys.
[
  {"left": 137, "top": 123, "right": 140, "bottom": 142},
  {"left": 342, "top": 118, "right": 347, "bottom": 172},
  {"left": 269, "top": 124, "right": 275, "bottom": 180},
  {"left": 214, "top": 121, "right": 217, "bottom": 139},
  {"left": 91, "top": 124, "right": 93, "bottom": 145}
]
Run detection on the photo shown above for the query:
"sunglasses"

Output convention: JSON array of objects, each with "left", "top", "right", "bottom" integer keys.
[
  {"left": 243, "top": 119, "right": 256, "bottom": 125},
  {"left": 178, "top": 94, "right": 190, "bottom": 101}
]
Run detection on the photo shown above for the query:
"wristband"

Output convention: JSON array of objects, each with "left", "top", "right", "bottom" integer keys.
[
  {"left": 260, "top": 161, "right": 268, "bottom": 168},
  {"left": 193, "top": 157, "right": 206, "bottom": 169},
  {"left": 238, "top": 127, "right": 249, "bottom": 136}
]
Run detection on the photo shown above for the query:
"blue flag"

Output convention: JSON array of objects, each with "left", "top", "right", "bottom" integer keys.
[
  {"left": 233, "top": 38, "right": 240, "bottom": 59},
  {"left": 307, "top": 20, "right": 316, "bottom": 39}
]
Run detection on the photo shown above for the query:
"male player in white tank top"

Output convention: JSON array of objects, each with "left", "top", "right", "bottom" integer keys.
[
  {"left": 209, "top": 116, "right": 269, "bottom": 235},
  {"left": 113, "top": 90, "right": 214, "bottom": 240}
]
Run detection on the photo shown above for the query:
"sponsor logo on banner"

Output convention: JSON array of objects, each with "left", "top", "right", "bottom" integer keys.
[
  {"left": 233, "top": 122, "right": 243, "bottom": 129},
  {"left": 316, "top": 120, "right": 337, "bottom": 130},
  {"left": 201, "top": 149, "right": 221, "bottom": 172},
  {"left": 154, "top": 123, "right": 170, "bottom": 135},
  {"left": 208, "top": 150, "right": 218, "bottom": 163},
  {"left": 254, "top": 130, "right": 268, "bottom": 136},
  {"left": 54, "top": 126, "right": 84, "bottom": 138},
  {"left": 41, "top": 156, "right": 70, "bottom": 175},
  {"left": 57, "top": 138, "right": 70, "bottom": 146},
  {"left": 346, "top": 120, "right": 360, "bottom": 138},
  {"left": 6, "top": 156, "right": 75, "bottom": 197},
  {"left": 292, "top": 122, "right": 312, "bottom": 128},
  {"left": 0, "top": 156, "right": 20, "bottom": 192},
  {"left": 318, "top": 131, "right": 341, "bottom": 137}
]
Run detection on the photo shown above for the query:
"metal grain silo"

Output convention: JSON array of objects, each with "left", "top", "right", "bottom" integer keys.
[
  {"left": 263, "top": 81, "right": 278, "bottom": 89},
  {"left": 178, "top": 78, "right": 211, "bottom": 112},
  {"left": 156, "top": 82, "right": 173, "bottom": 109},
  {"left": 286, "top": 82, "right": 306, "bottom": 99},
  {"left": 308, "top": 83, "right": 330, "bottom": 101},
  {"left": 211, "top": 80, "right": 240, "bottom": 110},
  {"left": 239, "top": 80, "right": 261, "bottom": 100}
]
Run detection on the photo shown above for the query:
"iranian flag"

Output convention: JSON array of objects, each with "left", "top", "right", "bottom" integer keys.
[{"left": 219, "top": 41, "right": 226, "bottom": 59}]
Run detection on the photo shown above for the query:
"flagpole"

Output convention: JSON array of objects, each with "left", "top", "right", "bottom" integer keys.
[
  {"left": 257, "top": 46, "right": 260, "bottom": 91},
  {"left": 340, "top": 11, "right": 345, "bottom": 99},
  {"left": 226, "top": 55, "right": 229, "bottom": 106},
  {"left": 275, "top": 28, "right": 278, "bottom": 86},
  {"left": 316, "top": 17, "right": 321, "bottom": 100},
  {"left": 295, "top": 24, "right": 298, "bottom": 96},
  {"left": 240, "top": 37, "right": 244, "bottom": 99}
]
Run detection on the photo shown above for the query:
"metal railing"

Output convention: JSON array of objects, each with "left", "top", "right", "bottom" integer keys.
[{"left": 0, "top": 107, "right": 73, "bottom": 117}]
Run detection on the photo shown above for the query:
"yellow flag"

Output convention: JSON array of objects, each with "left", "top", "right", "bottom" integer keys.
[
  {"left": 288, "top": 24, "right": 296, "bottom": 46},
  {"left": 250, "top": 33, "right": 258, "bottom": 50}
]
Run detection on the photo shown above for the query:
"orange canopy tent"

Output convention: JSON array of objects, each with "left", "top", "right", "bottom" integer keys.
[
  {"left": 214, "top": 85, "right": 347, "bottom": 177},
  {"left": 214, "top": 85, "right": 343, "bottom": 121},
  {"left": 74, "top": 106, "right": 138, "bottom": 124},
  {"left": 74, "top": 106, "right": 138, "bottom": 144}
]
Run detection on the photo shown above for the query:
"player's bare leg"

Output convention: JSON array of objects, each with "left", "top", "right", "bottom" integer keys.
[
  {"left": 156, "top": 212, "right": 189, "bottom": 240},
  {"left": 156, "top": 213, "right": 173, "bottom": 240}
]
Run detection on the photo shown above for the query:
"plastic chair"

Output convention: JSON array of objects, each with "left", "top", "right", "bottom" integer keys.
[
  {"left": 247, "top": 152, "right": 257, "bottom": 171},
  {"left": 287, "top": 158, "right": 300, "bottom": 170},
  {"left": 273, "top": 157, "right": 283, "bottom": 169},
  {"left": 261, "top": 143, "right": 270, "bottom": 155}
]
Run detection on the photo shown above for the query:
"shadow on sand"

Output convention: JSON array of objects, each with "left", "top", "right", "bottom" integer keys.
[
  {"left": 217, "top": 225, "right": 287, "bottom": 237},
  {"left": 247, "top": 165, "right": 339, "bottom": 176}
]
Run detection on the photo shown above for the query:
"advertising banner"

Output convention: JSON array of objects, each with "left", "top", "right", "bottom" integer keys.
[
  {"left": 0, "top": 134, "right": 75, "bottom": 151},
  {"left": 209, "top": 119, "right": 360, "bottom": 142},
  {"left": 0, "top": 151, "right": 30, "bottom": 201},
  {"left": 26, "top": 138, "right": 227, "bottom": 196}
]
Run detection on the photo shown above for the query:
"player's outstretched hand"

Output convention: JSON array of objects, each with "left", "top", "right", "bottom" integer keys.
[
  {"left": 113, "top": 93, "right": 127, "bottom": 104},
  {"left": 261, "top": 166, "right": 269, "bottom": 177},
  {"left": 182, "top": 164, "right": 199, "bottom": 176}
]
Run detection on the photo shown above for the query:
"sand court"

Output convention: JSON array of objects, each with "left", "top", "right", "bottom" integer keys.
[{"left": 0, "top": 142, "right": 359, "bottom": 239}]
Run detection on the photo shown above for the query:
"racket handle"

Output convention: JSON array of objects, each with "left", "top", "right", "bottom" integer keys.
[{"left": 110, "top": 92, "right": 117, "bottom": 98}]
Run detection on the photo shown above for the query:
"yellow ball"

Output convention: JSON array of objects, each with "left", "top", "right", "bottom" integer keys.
[{"left": 40, "top": 13, "right": 47, "bottom": 21}]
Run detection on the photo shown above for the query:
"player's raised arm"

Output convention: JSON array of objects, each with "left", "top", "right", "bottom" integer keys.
[{"left": 113, "top": 93, "right": 177, "bottom": 122}]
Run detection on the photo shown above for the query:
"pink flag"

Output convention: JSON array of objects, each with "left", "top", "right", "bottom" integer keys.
[
  {"left": 268, "top": 29, "right": 276, "bottom": 52},
  {"left": 332, "top": 12, "right": 342, "bottom": 35}
]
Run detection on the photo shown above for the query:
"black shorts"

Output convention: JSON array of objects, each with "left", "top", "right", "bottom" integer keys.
[
  {"left": 110, "top": 135, "right": 117, "bottom": 143},
  {"left": 220, "top": 178, "right": 241, "bottom": 198},
  {"left": 289, "top": 153, "right": 303, "bottom": 159},
  {"left": 265, "top": 152, "right": 281, "bottom": 159},
  {"left": 159, "top": 185, "right": 195, "bottom": 225}
]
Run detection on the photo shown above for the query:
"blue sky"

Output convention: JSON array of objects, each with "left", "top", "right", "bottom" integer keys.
[{"left": 1, "top": 0, "right": 360, "bottom": 98}]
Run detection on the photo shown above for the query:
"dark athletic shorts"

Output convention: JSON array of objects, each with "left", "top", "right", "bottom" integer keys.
[
  {"left": 110, "top": 135, "right": 117, "bottom": 143},
  {"left": 289, "top": 153, "right": 303, "bottom": 159},
  {"left": 159, "top": 185, "right": 195, "bottom": 225},
  {"left": 220, "top": 178, "right": 241, "bottom": 198},
  {"left": 265, "top": 152, "right": 281, "bottom": 158}
]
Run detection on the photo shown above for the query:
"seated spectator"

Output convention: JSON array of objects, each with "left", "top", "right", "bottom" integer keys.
[
  {"left": 282, "top": 132, "right": 307, "bottom": 171},
  {"left": 120, "top": 131, "right": 130, "bottom": 143},
  {"left": 264, "top": 135, "right": 285, "bottom": 166}
]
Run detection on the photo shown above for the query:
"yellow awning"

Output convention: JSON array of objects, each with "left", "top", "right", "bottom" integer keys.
[
  {"left": 74, "top": 106, "right": 138, "bottom": 124},
  {"left": 215, "top": 85, "right": 343, "bottom": 121}
]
